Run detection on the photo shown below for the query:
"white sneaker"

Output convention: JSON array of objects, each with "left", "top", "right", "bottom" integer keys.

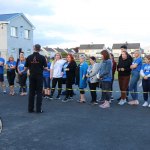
[
  {"left": 118, "top": 99, "right": 127, "bottom": 105},
  {"left": 142, "top": 102, "right": 148, "bottom": 107},
  {"left": 148, "top": 104, "right": 150, "bottom": 107}
]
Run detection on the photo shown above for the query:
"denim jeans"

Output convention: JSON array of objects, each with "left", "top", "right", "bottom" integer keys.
[
  {"left": 129, "top": 71, "right": 140, "bottom": 100},
  {"left": 101, "top": 81, "right": 111, "bottom": 101}
]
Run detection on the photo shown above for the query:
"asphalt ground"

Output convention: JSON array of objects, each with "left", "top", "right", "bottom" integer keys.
[{"left": 0, "top": 80, "right": 150, "bottom": 150}]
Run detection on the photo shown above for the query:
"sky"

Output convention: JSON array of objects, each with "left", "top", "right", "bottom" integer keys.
[{"left": 0, "top": 0, "right": 150, "bottom": 48}]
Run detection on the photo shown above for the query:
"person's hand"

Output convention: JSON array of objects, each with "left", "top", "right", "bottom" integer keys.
[
  {"left": 130, "top": 65, "right": 133, "bottom": 69},
  {"left": 19, "top": 71, "right": 22, "bottom": 75},
  {"left": 144, "top": 76, "right": 148, "bottom": 80},
  {"left": 86, "top": 74, "right": 89, "bottom": 78},
  {"left": 65, "top": 68, "right": 69, "bottom": 71},
  {"left": 82, "top": 75, "right": 85, "bottom": 80},
  {"left": 121, "top": 68, "right": 125, "bottom": 71},
  {"left": 50, "top": 76, "right": 53, "bottom": 80}
]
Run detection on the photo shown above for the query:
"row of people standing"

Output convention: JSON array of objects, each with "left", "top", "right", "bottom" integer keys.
[
  {"left": 1, "top": 45, "right": 150, "bottom": 112},
  {"left": 0, "top": 53, "right": 27, "bottom": 96},
  {"left": 48, "top": 46, "right": 150, "bottom": 109}
]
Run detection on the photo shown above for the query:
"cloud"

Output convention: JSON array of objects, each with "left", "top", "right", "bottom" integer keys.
[{"left": 0, "top": 0, "right": 150, "bottom": 48}]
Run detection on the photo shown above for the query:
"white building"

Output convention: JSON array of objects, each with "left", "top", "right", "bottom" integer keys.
[
  {"left": 0, "top": 13, "right": 34, "bottom": 60},
  {"left": 112, "top": 43, "right": 141, "bottom": 57},
  {"left": 79, "top": 44, "right": 105, "bottom": 57}
]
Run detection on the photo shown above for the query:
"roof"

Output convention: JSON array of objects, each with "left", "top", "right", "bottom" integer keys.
[
  {"left": 44, "top": 47, "right": 56, "bottom": 52},
  {"left": 55, "top": 48, "right": 67, "bottom": 53},
  {"left": 0, "top": 13, "right": 34, "bottom": 27},
  {"left": 65, "top": 49, "right": 75, "bottom": 53},
  {"left": 79, "top": 44, "right": 105, "bottom": 49},
  {"left": 112, "top": 43, "right": 140, "bottom": 49},
  {"left": 0, "top": 13, "right": 20, "bottom": 21}
]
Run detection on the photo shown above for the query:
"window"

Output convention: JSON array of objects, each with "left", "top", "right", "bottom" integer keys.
[
  {"left": 11, "top": 27, "right": 18, "bottom": 37},
  {"left": 24, "top": 29, "right": 30, "bottom": 39}
]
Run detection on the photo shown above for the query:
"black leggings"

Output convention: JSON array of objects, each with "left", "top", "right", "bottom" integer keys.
[
  {"left": 7, "top": 71, "right": 16, "bottom": 86},
  {"left": 79, "top": 88, "right": 85, "bottom": 94},
  {"left": 51, "top": 78, "right": 62, "bottom": 96},
  {"left": 66, "top": 80, "right": 73, "bottom": 98},
  {"left": 89, "top": 82, "right": 97, "bottom": 102},
  {"left": 19, "top": 74, "right": 27, "bottom": 92},
  {"left": 142, "top": 79, "right": 150, "bottom": 101}
]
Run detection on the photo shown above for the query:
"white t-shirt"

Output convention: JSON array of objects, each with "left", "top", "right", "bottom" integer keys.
[{"left": 50, "top": 59, "right": 66, "bottom": 78}]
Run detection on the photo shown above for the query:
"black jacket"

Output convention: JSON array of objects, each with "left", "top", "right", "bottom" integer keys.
[
  {"left": 117, "top": 54, "right": 133, "bottom": 76},
  {"left": 66, "top": 61, "right": 77, "bottom": 84}
]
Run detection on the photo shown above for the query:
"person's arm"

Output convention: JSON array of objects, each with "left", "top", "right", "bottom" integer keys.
[
  {"left": 50, "top": 61, "right": 54, "bottom": 79},
  {"left": 17, "top": 66, "right": 21, "bottom": 74},
  {"left": 5, "top": 63, "right": 9, "bottom": 70},
  {"left": 140, "top": 69, "right": 145, "bottom": 77},
  {"left": 88, "top": 63, "right": 100, "bottom": 77},
  {"left": 113, "top": 61, "right": 117, "bottom": 74},
  {"left": 82, "top": 63, "right": 88, "bottom": 79},
  {"left": 24, "top": 58, "right": 29, "bottom": 71},
  {"left": 66, "top": 61, "right": 77, "bottom": 72},
  {"left": 10, "top": 62, "right": 16, "bottom": 70},
  {"left": 99, "top": 61, "right": 111, "bottom": 78},
  {"left": 43, "top": 56, "right": 48, "bottom": 70},
  {"left": 0, "top": 59, "right": 4, "bottom": 66},
  {"left": 130, "top": 58, "right": 141, "bottom": 69}
]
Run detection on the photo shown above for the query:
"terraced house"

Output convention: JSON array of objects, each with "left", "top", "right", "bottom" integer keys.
[{"left": 79, "top": 44, "right": 105, "bottom": 57}]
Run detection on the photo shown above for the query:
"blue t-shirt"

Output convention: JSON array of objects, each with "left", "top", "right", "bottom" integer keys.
[
  {"left": 0, "top": 57, "right": 5, "bottom": 74},
  {"left": 18, "top": 61, "right": 27, "bottom": 74},
  {"left": 141, "top": 64, "right": 150, "bottom": 76},
  {"left": 62, "top": 62, "right": 69, "bottom": 79},
  {"left": 43, "top": 62, "right": 51, "bottom": 78},
  {"left": 6, "top": 61, "right": 16, "bottom": 72},
  {"left": 132, "top": 57, "right": 142, "bottom": 72}
]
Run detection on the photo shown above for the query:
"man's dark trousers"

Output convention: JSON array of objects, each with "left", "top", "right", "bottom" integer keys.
[{"left": 28, "top": 75, "right": 43, "bottom": 112}]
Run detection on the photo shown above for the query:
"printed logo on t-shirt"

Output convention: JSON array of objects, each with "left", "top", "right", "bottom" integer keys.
[
  {"left": 144, "top": 65, "right": 150, "bottom": 72},
  {"left": 31, "top": 57, "right": 39, "bottom": 64}
]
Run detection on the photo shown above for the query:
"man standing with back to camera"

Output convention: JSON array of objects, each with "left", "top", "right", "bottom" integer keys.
[{"left": 25, "top": 44, "right": 47, "bottom": 113}]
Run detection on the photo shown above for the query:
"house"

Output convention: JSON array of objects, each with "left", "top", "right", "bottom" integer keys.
[
  {"left": 143, "top": 45, "right": 150, "bottom": 55},
  {"left": 64, "top": 48, "right": 76, "bottom": 54},
  {"left": 42, "top": 47, "right": 56, "bottom": 58},
  {"left": 79, "top": 44, "right": 105, "bottom": 57},
  {"left": 0, "top": 13, "right": 34, "bottom": 60},
  {"left": 54, "top": 48, "right": 67, "bottom": 54},
  {"left": 112, "top": 43, "right": 141, "bottom": 57}
]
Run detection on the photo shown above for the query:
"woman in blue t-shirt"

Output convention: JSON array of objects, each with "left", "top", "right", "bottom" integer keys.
[
  {"left": 6, "top": 56, "right": 16, "bottom": 95},
  {"left": 128, "top": 50, "right": 142, "bottom": 105},
  {"left": 140, "top": 55, "right": 150, "bottom": 107},
  {"left": 43, "top": 57, "right": 51, "bottom": 98},
  {"left": 17, "top": 56, "right": 27, "bottom": 96}
]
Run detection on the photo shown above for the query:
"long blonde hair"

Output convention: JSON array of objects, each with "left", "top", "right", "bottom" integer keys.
[{"left": 53, "top": 53, "right": 62, "bottom": 65}]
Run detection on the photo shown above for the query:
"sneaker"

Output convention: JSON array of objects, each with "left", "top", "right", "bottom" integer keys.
[
  {"left": 118, "top": 99, "right": 127, "bottom": 105},
  {"left": 148, "top": 104, "right": 150, "bottom": 107},
  {"left": 142, "top": 101, "right": 148, "bottom": 107},
  {"left": 56, "top": 95, "right": 61, "bottom": 100},
  {"left": 3, "top": 91, "right": 6, "bottom": 94},
  {"left": 68, "top": 97, "right": 73, "bottom": 101},
  {"left": 36, "top": 110, "right": 44, "bottom": 113},
  {"left": 99, "top": 101, "right": 110, "bottom": 108},
  {"left": 91, "top": 101, "right": 98, "bottom": 105},
  {"left": 110, "top": 96, "right": 114, "bottom": 101},
  {"left": 117, "top": 97, "right": 121, "bottom": 101},
  {"left": 49, "top": 95, "right": 53, "bottom": 100},
  {"left": 62, "top": 98, "right": 69, "bottom": 102}
]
